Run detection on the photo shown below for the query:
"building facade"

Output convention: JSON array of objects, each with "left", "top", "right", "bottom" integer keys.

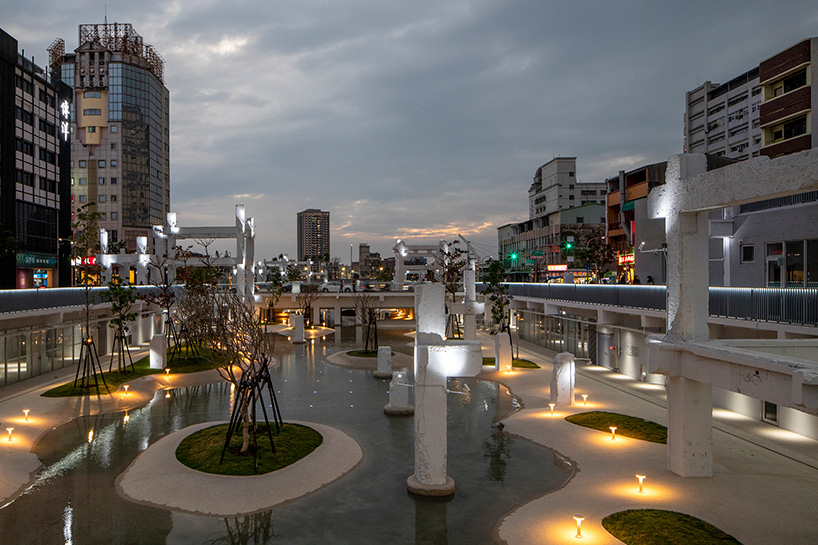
[
  {"left": 681, "top": 38, "right": 818, "bottom": 288},
  {"left": 296, "top": 208, "right": 329, "bottom": 262},
  {"left": 499, "top": 158, "right": 607, "bottom": 282},
  {"left": 0, "top": 28, "right": 72, "bottom": 289},
  {"left": 50, "top": 23, "right": 170, "bottom": 252}
]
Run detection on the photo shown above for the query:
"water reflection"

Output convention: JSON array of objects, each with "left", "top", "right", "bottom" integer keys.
[{"left": 0, "top": 328, "right": 571, "bottom": 544}]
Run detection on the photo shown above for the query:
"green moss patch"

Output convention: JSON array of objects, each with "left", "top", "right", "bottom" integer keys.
[
  {"left": 41, "top": 345, "right": 228, "bottom": 397},
  {"left": 176, "top": 423, "right": 323, "bottom": 475},
  {"left": 565, "top": 411, "right": 667, "bottom": 444},
  {"left": 603, "top": 509, "right": 742, "bottom": 544},
  {"left": 482, "top": 357, "right": 541, "bottom": 369}
]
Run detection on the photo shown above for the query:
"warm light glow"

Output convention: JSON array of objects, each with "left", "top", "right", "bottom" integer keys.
[
  {"left": 6, "top": 427, "right": 13, "bottom": 442},
  {"left": 165, "top": 390, "right": 171, "bottom": 398},
  {"left": 636, "top": 474, "right": 646, "bottom": 493},
  {"left": 123, "top": 384, "right": 129, "bottom": 396},
  {"left": 23, "top": 409, "right": 30, "bottom": 422},
  {"left": 610, "top": 426, "right": 617, "bottom": 441},
  {"left": 123, "top": 412, "right": 130, "bottom": 424},
  {"left": 582, "top": 394, "right": 588, "bottom": 406},
  {"left": 165, "top": 368, "right": 170, "bottom": 376},
  {"left": 574, "top": 515, "right": 584, "bottom": 539},
  {"left": 549, "top": 403, "right": 555, "bottom": 415},
  {"left": 87, "top": 429, "right": 94, "bottom": 444}
]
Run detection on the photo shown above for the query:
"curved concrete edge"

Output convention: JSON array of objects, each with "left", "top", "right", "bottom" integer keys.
[
  {"left": 115, "top": 420, "right": 363, "bottom": 517},
  {"left": 406, "top": 475, "right": 455, "bottom": 497},
  {"left": 326, "top": 350, "right": 413, "bottom": 371}
]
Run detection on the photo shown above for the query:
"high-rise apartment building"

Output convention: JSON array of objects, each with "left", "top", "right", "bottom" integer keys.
[
  {"left": 684, "top": 37, "right": 818, "bottom": 161},
  {"left": 50, "top": 23, "right": 170, "bottom": 252},
  {"left": 296, "top": 209, "right": 330, "bottom": 262},
  {"left": 0, "top": 28, "right": 73, "bottom": 289}
]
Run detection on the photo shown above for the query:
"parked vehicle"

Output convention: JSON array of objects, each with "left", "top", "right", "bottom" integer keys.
[{"left": 320, "top": 280, "right": 353, "bottom": 293}]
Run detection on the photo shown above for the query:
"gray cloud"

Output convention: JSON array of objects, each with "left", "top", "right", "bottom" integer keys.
[{"left": 4, "top": 0, "right": 816, "bottom": 260}]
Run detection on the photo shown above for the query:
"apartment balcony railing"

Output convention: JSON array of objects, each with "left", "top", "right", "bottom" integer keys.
[{"left": 478, "top": 283, "right": 818, "bottom": 327}]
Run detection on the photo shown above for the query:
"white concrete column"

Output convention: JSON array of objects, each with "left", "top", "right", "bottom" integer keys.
[
  {"left": 375, "top": 346, "right": 392, "bottom": 378},
  {"left": 495, "top": 333, "right": 512, "bottom": 371},
  {"left": 150, "top": 334, "right": 167, "bottom": 369},
  {"left": 291, "top": 314, "right": 305, "bottom": 344},
  {"left": 551, "top": 352, "right": 576, "bottom": 406},
  {"left": 667, "top": 376, "right": 713, "bottom": 477}
]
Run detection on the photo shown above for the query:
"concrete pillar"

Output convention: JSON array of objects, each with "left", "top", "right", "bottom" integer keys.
[
  {"left": 291, "top": 314, "right": 306, "bottom": 344},
  {"left": 495, "top": 333, "right": 512, "bottom": 371},
  {"left": 667, "top": 376, "right": 713, "bottom": 477},
  {"left": 409, "top": 284, "right": 481, "bottom": 496},
  {"left": 335, "top": 325, "right": 342, "bottom": 346},
  {"left": 375, "top": 346, "right": 392, "bottom": 378},
  {"left": 150, "top": 334, "right": 167, "bottom": 369},
  {"left": 551, "top": 352, "right": 576, "bottom": 406},
  {"left": 384, "top": 368, "right": 414, "bottom": 415},
  {"left": 97, "top": 322, "right": 109, "bottom": 356}
]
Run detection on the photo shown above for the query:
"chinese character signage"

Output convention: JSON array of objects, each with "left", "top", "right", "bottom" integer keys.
[{"left": 60, "top": 100, "right": 71, "bottom": 141}]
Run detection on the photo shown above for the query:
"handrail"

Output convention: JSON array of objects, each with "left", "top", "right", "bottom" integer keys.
[{"left": 477, "top": 283, "right": 818, "bottom": 327}]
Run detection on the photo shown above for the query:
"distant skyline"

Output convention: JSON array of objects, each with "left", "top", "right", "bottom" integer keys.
[{"left": 3, "top": 1, "right": 816, "bottom": 262}]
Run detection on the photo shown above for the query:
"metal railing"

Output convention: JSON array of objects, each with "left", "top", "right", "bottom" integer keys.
[
  {"left": 478, "top": 283, "right": 818, "bottom": 327},
  {"left": 0, "top": 286, "right": 179, "bottom": 314}
]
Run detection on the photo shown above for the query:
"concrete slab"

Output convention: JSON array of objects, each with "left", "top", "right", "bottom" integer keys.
[{"left": 116, "top": 420, "right": 363, "bottom": 516}]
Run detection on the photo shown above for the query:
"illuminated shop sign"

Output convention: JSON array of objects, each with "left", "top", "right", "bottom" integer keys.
[
  {"left": 60, "top": 100, "right": 71, "bottom": 141},
  {"left": 618, "top": 253, "right": 635, "bottom": 265},
  {"left": 547, "top": 264, "right": 568, "bottom": 271}
]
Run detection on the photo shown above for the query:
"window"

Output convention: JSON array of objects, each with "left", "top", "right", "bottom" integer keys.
[
  {"left": 15, "top": 138, "right": 34, "bottom": 155},
  {"left": 568, "top": 172, "right": 575, "bottom": 177},
  {"left": 100, "top": 213, "right": 106, "bottom": 219},
  {"left": 83, "top": 109, "right": 102, "bottom": 116},
  {"left": 741, "top": 244, "right": 755, "bottom": 263},
  {"left": 111, "top": 195, "right": 117, "bottom": 202},
  {"left": 79, "top": 195, "right": 87, "bottom": 203},
  {"left": 783, "top": 69, "right": 807, "bottom": 94},
  {"left": 83, "top": 91, "right": 102, "bottom": 98},
  {"left": 110, "top": 230, "right": 118, "bottom": 243},
  {"left": 98, "top": 160, "right": 105, "bottom": 168},
  {"left": 38, "top": 148, "right": 57, "bottom": 164},
  {"left": 576, "top": 217, "right": 584, "bottom": 224},
  {"left": 16, "top": 107, "right": 33, "bottom": 125},
  {"left": 16, "top": 170, "right": 34, "bottom": 186},
  {"left": 99, "top": 195, "right": 106, "bottom": 202},
  {"left": 88, "top": 126, "right": 96, "bottom": 133},
  {"left": 111, "top": 177, "right": 118, "bottom": 185},
  {"left": 111, "top": 143, "right": 117, "bottom": 150},
  {"left": 770, "top": 116, "right": 807, "bottom": 143},
  {"left": 111, "top": 212, "right": 118, "bottom": 219},
  {"left": 79, "top": 178, "right": 87, "bottom": 185},
  {"left": 79, "top": 160, "right": 86, "bottom": 168},
  {"left": 98, "top": 177, "right": 105, "bottom": 185},
  {"left": 111, "top": 160, "right": 117, "bottom": 167},
  {"left": 110, "top": 125, "right": 117, "bottom": 133}
]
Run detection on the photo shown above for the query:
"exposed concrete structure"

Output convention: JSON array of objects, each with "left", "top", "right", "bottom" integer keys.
[
  {"left": 408, "top": 284, "right": 481, "bottom": 496},
  {"left": 151, "top": 204, "right": 256, "bottom": 302},
  {"left": 551, "top": 352, "right": 576, "bottom": 406},
  {"left": 375, "top": 346, "right": 392, "bottom": 379},
  {"left": 494, "top": 333, "right": 512, "bottom": 372},
  {"left": 647, "top": 151, "right": 818, "bottom": 477},
  {"left": 384, "top": 368, "right": 414, "bottom": 416},
  {"left": 392, "top": 239, "right": 445, "bottom": 289}
]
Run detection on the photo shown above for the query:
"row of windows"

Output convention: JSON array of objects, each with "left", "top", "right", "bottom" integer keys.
[
  {"left": 16, "top": 170, "right": 58, "bottom": 193},
  {"left": 16, "top": 107, "right": 59, "bottom": 137},
  {"left": 16, "top": 138, "right": 56, "bottom": 164},
  {"left": 75, "top": 177, "right": 118, "bottom": 185},
  {"left": 75, "top": 159, "right": 117, "bottom": 168}
]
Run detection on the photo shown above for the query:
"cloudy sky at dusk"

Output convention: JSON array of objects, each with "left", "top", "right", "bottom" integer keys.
[{"left": 3, "top": 1, "right": 816, "bottom": 262}]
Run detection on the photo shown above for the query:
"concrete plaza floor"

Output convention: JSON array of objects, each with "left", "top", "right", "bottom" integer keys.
[
  {"left": 1, "top": 333, "right": 817, "bottom": 544},
  {"left": 482, "top": 334, "right": 818, "bottom": 545}
]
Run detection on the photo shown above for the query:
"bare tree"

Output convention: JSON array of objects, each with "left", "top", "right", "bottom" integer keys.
[
  {"left": 295, "top": 284, "right": 321, "bottom": 328},
  {"left": 213, "top": 290, "right": 280, "bottom": 457},
  {"left": 434, "top": 239, "right": 466, "bottom": 337},
  {"left": 353, "top": 291, "right": 378, "bottom": 352},
  {"left": 176, "top": 240, "right": 221, "bottom": 351}
]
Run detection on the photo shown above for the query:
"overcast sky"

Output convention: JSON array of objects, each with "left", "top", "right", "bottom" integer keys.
[{"left": 4, "top": 1, "right": 816, "bottom": 262}]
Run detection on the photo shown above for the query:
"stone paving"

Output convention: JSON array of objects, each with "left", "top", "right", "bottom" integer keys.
[{"left": 481, "top": 334, "right": 818, "bottom": 545}]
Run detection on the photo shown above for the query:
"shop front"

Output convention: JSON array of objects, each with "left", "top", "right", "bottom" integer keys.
[{"left": 15, "top": 253, "right": 58, "bottom": 288}]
